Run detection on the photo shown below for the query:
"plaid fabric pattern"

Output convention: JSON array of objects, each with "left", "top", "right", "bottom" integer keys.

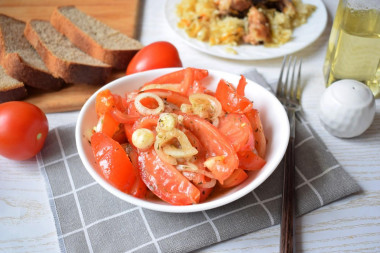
[
  {"left": 37, "top": 70, "right": 360, "bottom": 252},
  {"left": 37, "top": 117, "right": 360, "bottom": 253}
]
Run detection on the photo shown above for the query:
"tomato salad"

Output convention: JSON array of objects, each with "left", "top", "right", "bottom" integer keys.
[{"left": 91, "top": 68, "right": 267, "bottom": 205}]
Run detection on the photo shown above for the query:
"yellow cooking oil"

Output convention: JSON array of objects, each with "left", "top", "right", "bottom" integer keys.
[{"left": 323, "top": 1, "right": 380, "bottom": 97}]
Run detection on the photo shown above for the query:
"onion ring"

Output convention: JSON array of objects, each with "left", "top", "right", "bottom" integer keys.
[
  {"left": 189, "top": 93, "right": 222, "bottom": 120},
  {"left": 158, "top": 129, "right": 198, "bottom": 158},
  {"left": 134, "top": 92, "right": 164, "bottom": 115},
  {"left": 198, "top": 178, "right": 216, "bottom": 189},
  {"left": 176, "top": 163, "right": 216, "bottom": 179}
]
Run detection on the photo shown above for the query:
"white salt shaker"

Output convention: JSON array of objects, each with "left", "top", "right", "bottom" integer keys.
[{"left": 319, "top": 79, "right": 376, "bottom": 138}]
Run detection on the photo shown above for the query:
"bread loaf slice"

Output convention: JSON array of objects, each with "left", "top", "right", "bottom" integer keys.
[
  {"left": 0, "top": 14, "right": 64, "bottom": 91},
  {"left": 24, "top": 19, "right": 112, "bottom": 85},
  {"left": 0, "top": 65, "right": 27, "bottom": 103},
  {"left": 50, "top": 6, "right": 143, "bottom": 70}
]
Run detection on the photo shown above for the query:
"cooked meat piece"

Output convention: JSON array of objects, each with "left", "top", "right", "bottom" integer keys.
[
  {"left": 257, "top": 0, "right": 296, "bottom": 16},
  {"left": 216, "top": 0, "right": 252, "bottom": 15},
  {"left": 243, "top": 6, "right": 271, "bottom": 45},
  {"left": 251, "top": 0, "right": 267, "bottom": 5},
  {"left": 231, "top": 0, "right": 252, "bottom": 11},
  {"left": 282, "top": 0, "right": 296, "bottom": 16}
]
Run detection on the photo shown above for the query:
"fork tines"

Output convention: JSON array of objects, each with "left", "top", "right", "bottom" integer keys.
[{"left": 276, "top": 56, "right": 302, "bottom": 104}]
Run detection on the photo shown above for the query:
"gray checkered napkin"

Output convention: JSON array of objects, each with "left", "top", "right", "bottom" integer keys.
[{"left": 37, "top": 70, "right": 360, "bottom": 253}]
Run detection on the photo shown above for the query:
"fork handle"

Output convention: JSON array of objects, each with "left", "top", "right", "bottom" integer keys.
[{"left": 280, "top": 135, "right": 296, "bottom": 253}]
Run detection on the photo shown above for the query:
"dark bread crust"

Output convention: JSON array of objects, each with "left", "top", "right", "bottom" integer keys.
[
  {"left": 0, "top": 65, "right": 27, "bottom": 103},
  {"left": 0, "top": 14, "right": 64, "bottom": 90},
  {"left": 0, "top": 85, "right": 27, "bottom": 103},
  {"left": 1, "top": 52, "right": 64, "bottom": 90},
  {"left": 50, "top": 6, "right": 142, "bottom": 70},
  {"left": 24, "top": 19, "right": 112, "bottom": 85}
]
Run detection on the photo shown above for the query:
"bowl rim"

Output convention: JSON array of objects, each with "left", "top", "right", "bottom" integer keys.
[{"left": 75, "top": 68, "right": 290, "bottom": 213}]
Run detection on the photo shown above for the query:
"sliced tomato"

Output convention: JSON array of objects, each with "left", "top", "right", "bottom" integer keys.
[
  {"left": 110, "top": 109, "right": 140, "bottom": 124},
  {"left": 112, "top": 94, "right": 127, "bottom": 112},
  {"left": 181, "top": 114, "right": 239, "bottom": 184},
  {"left": 188, "top": 80, "right": 207, "bottom": 95},
  {"left": 144, "top": 67, "right": 208, "bottom": 85},
  {"left": 124, "top": 123, "right": 134, "bottom": 145},
  {"left": 245, "top": 109, "right": 267, "bottom": 159},
  {"left": 182, "top": 170, "right": 204, "bottom": 186},
  {"left": 143, "top": 68, "right": 208, "bottom": 95},
  {"left": 132, "top": 115, "right": 159, "bottom": 132},
  {"left": 140, "top": 96, "right": 159, "bottom": 109},
  {"left": 138, "top": 89, "right": 190, "bottom": 107},
  {"left": 91, "top": 132, "right": 136, "bottom": 193},
  {"left": 215, "top": 78, "right": 253, "bottom": 114},
  {"left": 95, "top": 90, "right": 125, "bottom": 138},
  {"left": 220, "top": 168, "right": 248, "bottom": 188},
  {"left": 236, "top": 75, "right": 247, "bottom": 96},
  {"left": 97, "top": 111, "right": 120, "bottom": 138},
  {"left": 111, "top": 125, "right": 127, "bottom": 144},
  {"left": 183, "top": 128, "right": 206, "bottom": 159},
  {"left": 218, "top": 113, "right": 255, "bottom": 152},
  {"left": 238, "top": 150, "right": 266, "bottom": 171},
  {"left": 96, "top": 89, "right": 126, "bottom": 116},
  {"left": 141, "top": 83, "right": 182, "bottom": 92},
  {"left": 180, "top": 67, "right": 195, "bottom": 95},
  {"left": 180, "top": 160, "right": 211, "bottom": 187},
  {"left": 197, "top": 186, "right": 214, "bottom": 203},
  {"left": 128, "top": 146, "right": 148, "bottom": 198},
  {"left": 138, "top": 149, "right": 200, "bottom": 205},
  {"left": 127, "top": 99, "right": 140, "bottom": 116},
  {"left": 123, "top": 115, "right": 159, "bottom": 149},
  {"left": 96, "top": 89, "right": 114, "bottom": 116}
]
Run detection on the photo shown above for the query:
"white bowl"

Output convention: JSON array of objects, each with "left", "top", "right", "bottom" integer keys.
[{"left": 75, "top": 68, "right": 289, "bottom": 213}]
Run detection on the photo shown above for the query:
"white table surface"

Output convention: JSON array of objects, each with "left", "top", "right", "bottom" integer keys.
[{"left": 1, "top": 0, "right": 380, "bottom": 252}]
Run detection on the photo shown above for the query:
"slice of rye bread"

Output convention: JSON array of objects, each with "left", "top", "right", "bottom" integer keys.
[
  {"left": 0, "top": 14, "right": 64, "bottom": 91},
  {"left": 24, "top": 19, "right": 112, "bottom": 85},
  {"left": 0, "top": 65, "right": 27, "bottom": 103},
  {"left": 50, "top": 6, "right": 143, "bottom": 70}
]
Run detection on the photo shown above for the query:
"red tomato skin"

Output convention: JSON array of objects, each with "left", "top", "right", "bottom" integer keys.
[
  {"left": 138, "top": 149, "right": 200, "bottom": 205},
  {"left": 126, "top": 41, "right": 182, "bottom": 75},
  {"left": 143, "top": 68, "right": 208, "bottom": 96},
  {"left": 98, "top": 111, "right": 120, "bottom": 138},
  {"left": 143, "top": 68, "right": 208, "bottom": 86},
  {"left": 238, "top": 151, "right": 266, "bottom": 171},
  {"left": 220, "top": 169, "right": 248, "bottom": 188},
  {"left": 197, "top": 186, "right": 214, "bottom": 203},
  {"left": 91, "top": 132, "right": 136, "bottom": 193},
  {"left": 96, "top": 89, "right": 115, "bottom": 116},
  {"left": 181, "top": 114, "right": 239, "bottom": 184},
  {"left": 132, "top": 115, "right": 159, "bottom": 132},
  {"left": 0, "top": 102, "right": 48, "bottom": 160},
  {"left": 215, "top": 79, "right": 253, "bottom": 114},
  {"left": 236, "top": 75, "right": 247, "bottom": 96},
  {"left": 110, "top": 109, "right": 140, "bottom": 124},
  {"left": 245, "top": 109, "right": 267, "bottom": 159},
  {"left": 138, "top": 89, "right": 190, "bottom": 107},
  {"left": 218, "top": 113, "right": 255, "bottom": 153},
  {"left": 128, "top": 147, "right": 148, "bottom": 199}
]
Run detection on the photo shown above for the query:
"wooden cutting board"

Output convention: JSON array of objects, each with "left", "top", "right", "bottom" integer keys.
[{"left": 0, "top": 0, "right": 141, "bottom": 113}]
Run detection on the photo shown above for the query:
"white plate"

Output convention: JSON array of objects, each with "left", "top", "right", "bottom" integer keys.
[
  {"left": 165, "top": 0, "right": 327, "bottom": 60},
  {"left": 76, "top": 68, "right": 289, "bottom": 213}
]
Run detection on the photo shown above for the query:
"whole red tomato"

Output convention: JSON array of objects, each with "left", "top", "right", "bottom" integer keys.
[
  {"left": 0, "top": 101, "right": 48, "bottom": 160},
  {"left": 126, "top": 41, "right": 182, "bottom": 75}
]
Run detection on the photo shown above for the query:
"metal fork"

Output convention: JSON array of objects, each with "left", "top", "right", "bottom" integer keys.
[{"left": 276, "top": 55, "right": 302, "bottom": 253}]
